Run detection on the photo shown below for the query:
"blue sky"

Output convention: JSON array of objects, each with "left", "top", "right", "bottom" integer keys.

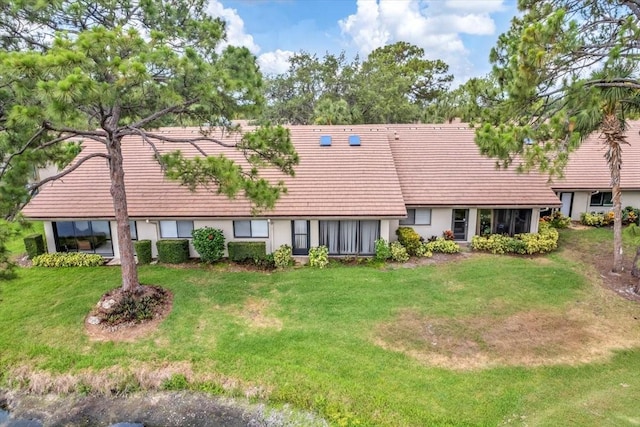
[{"left": 210, "top": 0, "right": 518, "bottom": 85}]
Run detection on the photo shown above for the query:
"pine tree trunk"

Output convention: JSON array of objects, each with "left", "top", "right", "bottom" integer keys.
[{"left": 106, "top": 136, "right": 140, "bottom": 293}]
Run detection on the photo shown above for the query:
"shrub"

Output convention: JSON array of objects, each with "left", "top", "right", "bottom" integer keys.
[
  {"left": 308, "top": 245, "right": 329, "bottom": 268},
  {"left": 415, "top": 243, "right": 433, "bottom": 258},
  {"left": 227, "top": 241, "right": 266, "bottom": 263},
  {"left": 541, "top": 211, "right": 571, "bottom": 229},
  {"left": 23, "top": 234, "right": 46, "bottom": 259},
  {"left": 442, "top": 229, "right": 455, "bottom": 240},
  {"left": 32, "top": 252, "right": 104, "bottom": 267},
  {"left": 134, "top": 240, "right": 152, "bottom": 265},
  {"left": 374, "top": 239, "right": 392, "bottom": 261},
  {"left": 623, "top": 206, "right": 640, "bottom": 225},
  {"left": 580, "top": 212, "right": 604, "bottom": 227},
  {"left": 156, "top": 239, "right": 189, "bottom": 264},
  {"left": 424, "top": 237, "right": 460, "bottom": 254},
  {"left": 390, "top": 241, "right": 409, "bottom": 262},
  {"left": 191, "top": 227, "right": 225, "bottom": 263},
  {"left": 471, "top": 222, "right": 558, "bottom": 255},
  {"left": 395, "top": 227, "right": 422, "bottom": 256},
  {"left": 273, "top": 244, "right": 294, "bottom": 268}
]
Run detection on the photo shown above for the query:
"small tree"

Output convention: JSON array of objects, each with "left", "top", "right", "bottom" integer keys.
[{"left": 0, "top": 1, "right": 299, "bottom": 292}]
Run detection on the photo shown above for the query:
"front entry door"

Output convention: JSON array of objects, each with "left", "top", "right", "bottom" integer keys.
[
  {"left": 559, "top": 192, "right": 573, "bottom": 217},
  {"left": 452, "top": 209, "right": 469, "bottom": 241},
  {"left": 292, "top": 220, "right": 310, "bottom": 255}
]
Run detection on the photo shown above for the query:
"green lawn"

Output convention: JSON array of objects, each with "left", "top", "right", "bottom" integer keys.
[{"left": 1, "top": 225, "right": 640, "bottom": 426}]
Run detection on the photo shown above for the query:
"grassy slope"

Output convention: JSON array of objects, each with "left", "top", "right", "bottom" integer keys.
[{"left": 0, "top": 227, "right": 639, "bottom": 426}]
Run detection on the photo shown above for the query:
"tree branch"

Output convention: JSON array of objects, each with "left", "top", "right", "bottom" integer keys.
[
  {"left": 28, "top": 152, "right": 111, "bottom": 195},
  {"left": 122, "top": 99, "right": 198, "bottom": 130}
]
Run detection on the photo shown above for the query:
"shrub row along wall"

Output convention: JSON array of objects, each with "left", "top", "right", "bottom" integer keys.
[{"left": 471, "top": 222, "right": 559, "bottom": 255}]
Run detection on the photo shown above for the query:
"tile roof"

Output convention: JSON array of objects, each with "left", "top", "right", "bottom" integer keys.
[
  {"left": 387, "top": 124, "right": 561, "bottom": 207},
  {"left": 22, "top": 126, "right": 408, "bottom": 219},
  {"left": 552, "top": 121, "right": 640, "bottom": 190}
]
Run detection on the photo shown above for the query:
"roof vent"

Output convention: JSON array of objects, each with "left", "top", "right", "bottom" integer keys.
[
  {"left": 320, "top": 135, "right": 332, "bottom": 146},
  {"left": 349, "top": 135, "right": 361, "bottom": 146}
]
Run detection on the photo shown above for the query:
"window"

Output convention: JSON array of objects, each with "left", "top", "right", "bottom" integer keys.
[
  {"left": 399, "top": 208, "right": 431, "bottom": 225},
  {"left": 53, "top": 220, "right": 114, "bottom": 256},
  {"left": 160, "top": 220, "right": 194, "bottom": 238},
  {"left": 493, "top": 209, "right": 532, "bottom": 235},
  {"left": 130, "top": 220, "right": 138, "bottom": 240},
  {"left": 590, "top": 192, "right": 613, "bottom": 206},
  {"left": 319, "top": 220, "right": 380, "bottom": 255},
  {"left": 233, "top": 220, "right": 269, "bottom": 238}
]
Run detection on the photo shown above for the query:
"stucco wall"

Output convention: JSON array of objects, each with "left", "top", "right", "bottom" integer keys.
[{"left": 563, "top": 191, "right": 640, "bottom": 220}]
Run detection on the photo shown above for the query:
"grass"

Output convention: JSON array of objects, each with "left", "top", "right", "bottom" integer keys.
[{"left": 1, "top": 224, "right": 640, "bottom": 425}]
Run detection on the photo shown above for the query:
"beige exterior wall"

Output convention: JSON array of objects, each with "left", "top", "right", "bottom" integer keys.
[{"left": 561, "top": 191, "right": 640, "bottom": 221}]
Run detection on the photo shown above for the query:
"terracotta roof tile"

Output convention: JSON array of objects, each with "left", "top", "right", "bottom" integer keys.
[
  {"left": 22, "top": 126, "right": 408, "bottom": 219},
  {"left": 553, "top": 121, "right": 640, "bottom": 190},
  {"left": 387, "top": 124, "right": 561, "bottom": 207}
]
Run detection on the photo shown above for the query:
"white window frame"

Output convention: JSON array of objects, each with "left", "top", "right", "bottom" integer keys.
[
  {"left": 233, "top": 220, "right": 269, "bottom": 238},
  {"left": 159, "top": 220, "right": 194, "bottom": 238}
]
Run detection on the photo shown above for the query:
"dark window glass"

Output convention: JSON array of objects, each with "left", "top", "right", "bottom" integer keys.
[{"left": 53, "top": 220, "right": 113, "bottom": 256}]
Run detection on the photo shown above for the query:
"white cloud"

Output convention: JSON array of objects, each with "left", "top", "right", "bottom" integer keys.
[
  {"left": 258, "top": 49, "right": 295, "bottom": 75},
  {"left": 207, "top": 0, "right": 260, "bottom": 54},
  {"left": 442, "top": 0, "right": 505, "bottom": 13},
  {"left": 339, "top": 0, "right": 505, "bottom": 82}
]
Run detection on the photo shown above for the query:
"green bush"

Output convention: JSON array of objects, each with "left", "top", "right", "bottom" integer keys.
[
  {"left": 32, "top": 252, "right": 104, "bottom": 267},
  {"left": 580, "top": 211, "right": 614, "bottom": 227},
  {"left": 390, "top": 241, "right": 409, "bottom": 262},
  {"left": 228, "top": 241, "right": 266, "bottom": 263},
  {"left": 308, "top": 246, "right": 329, "bottom": 268},
  {"left": 23, "top": 234, "right": 46, "bottom": 259},
  {"left": 541, "top": 211, "right": 571, "bottom": 228},
  {"left": 395, "top": 227, "right": 422, "bottom": 256},
  {"left": 424, "top": 238, "right": 460, "bottom": 254},
  {"left": 471, "top": 222, "right": 558, "bottom": 255},
  {"left": 273, "top": 244, "right": 294, "bottom": 268},
  {"left": 156, "top": 239, "right": 190, "bottom": 264},
  {"left": 374, "top": 239, "right": 392, "bottom": 261},
  {"left": 191, "top": 227, "right": 225, "bottom": 263},
  {"left": 623, "top": 206, "right": 640, "bottom": 225},
  {"left": 134, "top": 240, "right": 152, "bottom": 264},
  {"left": 415, "top": 243, "right": 433, "bottom": 258}
]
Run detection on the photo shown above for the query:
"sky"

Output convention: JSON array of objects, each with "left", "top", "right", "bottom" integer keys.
[{"left": 208, "top": 0, "right": 518, "bottom": 86}]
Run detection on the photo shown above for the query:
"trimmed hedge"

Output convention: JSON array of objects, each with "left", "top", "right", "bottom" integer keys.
[
  {"left": 32, "top": 252, "right": 104, "bottom": 267},
  {"left": 24, "top": 234, "right": 46, "bottom": 259},
  {"left": 156, "top": 239, "right": 189, "bottom": 264},
  {"left": 228, "top": 241, "right": 266, "bottom": 262},
  {"left": 134, "top": 239, "right": 153, "bottom": 265}
]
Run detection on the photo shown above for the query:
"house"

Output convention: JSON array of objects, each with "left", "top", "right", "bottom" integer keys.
[
  {"left": 21, "top": 124, "right": 562, "bottom": 258},
  {"left": 549, "top": 121, "right": 640, "bottom": 220}
]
